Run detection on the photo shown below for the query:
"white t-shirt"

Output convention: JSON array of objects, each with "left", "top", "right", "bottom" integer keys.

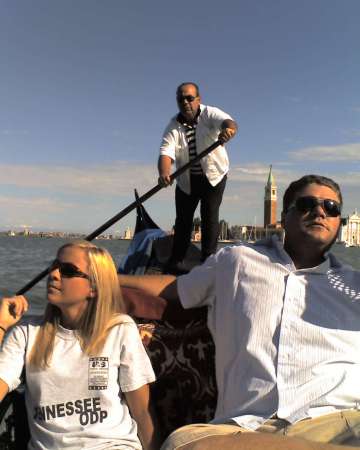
[{"left": 0, "top": 314, "right": 155, "bottom": 450}]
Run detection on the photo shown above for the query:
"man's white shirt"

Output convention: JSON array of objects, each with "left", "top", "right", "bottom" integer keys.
[
  {"left": 159, "top": 104, "right": 232, "bottom": 194},
  {"left": 178, "top": 236, "right": 360, "bottom": 429}
]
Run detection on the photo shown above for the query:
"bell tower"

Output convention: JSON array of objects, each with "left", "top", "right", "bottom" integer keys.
[{"left": 264, "top": 165, "right": 277, "bottom": 227}]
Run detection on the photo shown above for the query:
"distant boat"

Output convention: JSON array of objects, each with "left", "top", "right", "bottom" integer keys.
[{"left": 343, "top": 242, "right": 358, "bottom": 248}]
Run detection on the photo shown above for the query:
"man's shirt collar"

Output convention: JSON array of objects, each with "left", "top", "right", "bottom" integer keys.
[
  {"left": 176, "top": 106, "right": 201, "bottom": 126},
  {"left": 259, "top": 234, "right": 343, "bottom": 274}
]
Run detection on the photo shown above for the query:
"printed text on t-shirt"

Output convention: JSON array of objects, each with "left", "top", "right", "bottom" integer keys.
[{"left": 33, "top": 397, "right": 108, "bottom": 426}]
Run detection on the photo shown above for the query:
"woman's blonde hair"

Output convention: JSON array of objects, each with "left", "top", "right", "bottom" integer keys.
[{"left": 29, "top": 240, "right": 126, "bottom": 369}]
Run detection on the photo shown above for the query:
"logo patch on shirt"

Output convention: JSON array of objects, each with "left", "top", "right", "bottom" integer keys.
[{"left": 88, "top": 357, "right": 109, "bottom": 390}]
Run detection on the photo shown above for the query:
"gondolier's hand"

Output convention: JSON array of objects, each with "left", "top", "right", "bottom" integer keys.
[
  {"left": 0, "top": 295, "right": 28, "bottom": 331},
  {"left": 158, "top": 155, "right": 173, "bottom": 187},
  {"left": 158, "top": 174, "right": 173, "bottom": 187},
  {"left": 218, "top": 127, "right": 236, "bottom": 143}
]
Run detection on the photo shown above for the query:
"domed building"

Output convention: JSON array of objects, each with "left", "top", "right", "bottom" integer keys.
[{"left": 339, "top": 211, "right": 360, "bottom": 247}]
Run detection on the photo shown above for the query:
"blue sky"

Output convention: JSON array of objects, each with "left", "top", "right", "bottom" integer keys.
[{"left": 1, "top": 0, "right": 359, "bottom": 234}]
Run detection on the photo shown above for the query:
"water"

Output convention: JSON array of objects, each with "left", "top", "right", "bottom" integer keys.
[
  {"left": 0, "top": 236, "right": 131, "bottom": 314},
  {"left": 1, "top": 236, "right": 360, "bottom": 315}
]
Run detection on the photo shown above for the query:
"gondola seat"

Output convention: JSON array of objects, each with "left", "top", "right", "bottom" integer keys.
[{"left": 122, "top": 286, "right": 217, "bottom": 442}]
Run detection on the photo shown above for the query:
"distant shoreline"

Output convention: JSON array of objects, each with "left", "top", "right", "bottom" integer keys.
[
  {"left": 0, "top": 233, "right": 241, "bottom": 244},
  {"left": 0, "top": 233, "right": 133, "bottom": 241}
]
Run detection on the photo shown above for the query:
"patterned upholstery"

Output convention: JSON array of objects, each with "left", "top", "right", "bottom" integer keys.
[{"left": 122, "top": 287, "right": 217, "bottom": 441}]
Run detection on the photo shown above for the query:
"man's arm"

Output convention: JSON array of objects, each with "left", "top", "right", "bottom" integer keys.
[
  {"left": 219, "top": 119, "right": 238, "bottom": 143},
  {"left": 0, "top": 379, "right": 9, "bottom": 403},
  {"left": 158, "top": 155, "right": 173, "bottom": 187},
  {"left": 119, "top": 274, "right": 179, "bottom": 301}
]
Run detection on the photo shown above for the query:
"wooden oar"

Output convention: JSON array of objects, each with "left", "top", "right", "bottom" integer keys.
[{"left": 16, "top": 139, "right": 223, "bottom": 295}]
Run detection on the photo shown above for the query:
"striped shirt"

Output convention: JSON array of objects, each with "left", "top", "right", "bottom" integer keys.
[
  {"left": 178, "top": 113, "right": 203, "bottom": 176},
  {"left": 178, "top": 235, "right": 360, "bottom": 429}
]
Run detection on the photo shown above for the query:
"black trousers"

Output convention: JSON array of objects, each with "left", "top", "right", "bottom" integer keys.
[{"left": 171, "top": 174, "right": 227, "bottom": 262}]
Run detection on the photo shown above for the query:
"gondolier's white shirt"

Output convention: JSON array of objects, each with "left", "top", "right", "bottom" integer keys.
[
  {"left": 159, "top": 104, "right": 233, "bottom": 195},
  {"left": 178, "top": 236, "right": 360, "bottom": 429}
]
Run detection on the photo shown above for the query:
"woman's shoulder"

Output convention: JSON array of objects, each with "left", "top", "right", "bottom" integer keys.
[
  {"left": 14, "top": 314, "right": 43, "bottom": 331},
  {"left": 4, "top": 315, "right": 43, "bottom": 344},
  {"left": 108, "top": 314, "right": 137, "bottom": 332},
  {"left": 115, "top": 313, "right": 135, "bottom": 324},
  {"left": 105, "top": 315, "right": 140, "bottom": 345},
  {"left": 20, "top": 314, "right": 43, "bottom": 324}
]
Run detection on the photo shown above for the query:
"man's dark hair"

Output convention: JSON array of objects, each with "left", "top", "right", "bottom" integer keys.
[
  {"left": 176, "top": 82, "right": 200, "bottom": 97},
  {"left": 283, "top": 174, "right": 343, "bottom": 212}
]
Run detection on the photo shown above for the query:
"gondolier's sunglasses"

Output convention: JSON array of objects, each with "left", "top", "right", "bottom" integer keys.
[
  {"left": 288, "top": 196, "right": 341, "bottom": 217},
  {"left": 49, "top": 259, "right": 90, "bottom": 280},
  {"left": 177, "top": 95, "right": 197, "bottom": 103}
]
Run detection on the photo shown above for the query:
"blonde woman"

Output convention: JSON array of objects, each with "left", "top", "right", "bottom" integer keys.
[{"left": 0, "top": 241, "right": 158, "bottom": 450}]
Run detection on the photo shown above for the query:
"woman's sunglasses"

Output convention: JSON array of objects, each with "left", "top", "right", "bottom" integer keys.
[
  {"left": 289, "top": 196, "right": 341, "bottom": 217},
  {"left": 49, "top": 259, "right": 90, "bottom": 280}
]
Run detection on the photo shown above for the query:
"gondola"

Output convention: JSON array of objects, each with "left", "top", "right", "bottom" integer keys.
[
  {"left": 0, "top": 194, "right": 216, "bottom": 449},
  {"left": 118, "top": 190, "right": 203, "bottom": 275}
]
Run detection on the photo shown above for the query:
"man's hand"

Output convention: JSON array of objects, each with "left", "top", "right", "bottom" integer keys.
[
  {"left": 158, "top": 155, "right": 173, "bottom": 187},
  {"left": 0, "top": 296, "right": 28, "bottom": 331},
  {"left": 219, "top": 119, "right": 238, "bottom": 143},
  {"left": 158, "top": 173, "right": 173, "bottom": 187},
  {"left": 218, "top": 127, "right": 236, "bottom": 143}
]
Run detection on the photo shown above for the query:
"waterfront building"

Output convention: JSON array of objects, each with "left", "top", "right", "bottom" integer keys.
[
  {"left": 227, "top": 166, "right": 282, "bottom": 242},
  {"left": 219, "top": 219, "right": 230, "bottom": 241},
  {"left": 19, "top": 226, "right": 31, "bottom": 236},
  {"left": 339, "top": 211, "right": 360, "bottom": 246},
  {"left": 192, "top": 217, "right": 201, "bottom": 242},
  {"left": 264, "top": 165, "right": 277, "bottom": 227},
  {"left": 193, "top": 229, "right": 201, "bottom": 242},
  {"left": 123, "top": 227, "right": 133, "bottom": 240}
]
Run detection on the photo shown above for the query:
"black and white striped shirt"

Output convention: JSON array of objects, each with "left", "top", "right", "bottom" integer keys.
[{"left": 178, "top": 112, "right": 203, "bottom": 176}]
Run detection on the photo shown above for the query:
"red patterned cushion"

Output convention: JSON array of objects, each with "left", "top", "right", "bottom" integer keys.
[{"left": 122, "top": 287, "right": 217, "bottom": 440}]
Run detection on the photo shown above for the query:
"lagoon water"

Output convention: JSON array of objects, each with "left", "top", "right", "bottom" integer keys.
[
  {"left": 1, "top": 236, "right": 360, "bottom": 315},
  {"left": 0, "top": 236, "right": 131, "bottom": 315}
]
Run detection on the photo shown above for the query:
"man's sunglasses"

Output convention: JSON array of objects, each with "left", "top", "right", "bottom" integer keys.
[
  {"left": 49, "top": 259, "right": 90, "bottom": 280},
  {"left": 288, "top": 196, "right": 341, "bottom": 217},
  {"left": 177, "top": 95, "right": 197, "bottom": 103}
]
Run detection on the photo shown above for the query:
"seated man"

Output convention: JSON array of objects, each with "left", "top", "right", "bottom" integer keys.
[{"left": 120, "top": 174, "right": 360, "bottom": 450}]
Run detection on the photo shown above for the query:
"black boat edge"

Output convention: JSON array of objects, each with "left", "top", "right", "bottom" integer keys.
[{"left": 119, "top": 189, "right": 201, "bottom": 276}]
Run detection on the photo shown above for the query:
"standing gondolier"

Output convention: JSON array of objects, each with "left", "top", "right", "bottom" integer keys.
[{"left": 158, "top": 82, "right": 238, "bottom": 274}]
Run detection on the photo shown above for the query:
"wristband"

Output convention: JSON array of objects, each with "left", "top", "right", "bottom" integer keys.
[{"left": 0, "top": 325, "right": 8, "bottom": 334}]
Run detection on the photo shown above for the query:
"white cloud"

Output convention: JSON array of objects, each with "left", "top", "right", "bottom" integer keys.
[
  {"left": 0, "top": 162, "right": 172, "bottom": 232},
  {"left": 0, "top": 195, "right": 74, "bottom": 211},
  {"left": 283, "top": 137, "right": 303, "bottom": 145},
  {"left": 230, "top": 164, "right": 271, "bottom": 181},
  {"left": 289, "top": 142, "right": 360, "bottom": 162},
  {"left": 0, "top": 129, "right": 28, "bottom": 135},
  {"left": 229, "top": 163, "right": 304, "bottom": 187},
  {"left": 341, "top": 128, "right": 360, "bottom": 137},
  {"left": 0, "top": 162, "right": 158, "bottom": 196},
  {"left": 284, "top": 96, "right": 302, "bottom": 103},
  {"left": 0, "top": 195, "right": 77, "bottom": 229},
  {"left": 1, "top": 160, "right": 360, "bottom": 232}
]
